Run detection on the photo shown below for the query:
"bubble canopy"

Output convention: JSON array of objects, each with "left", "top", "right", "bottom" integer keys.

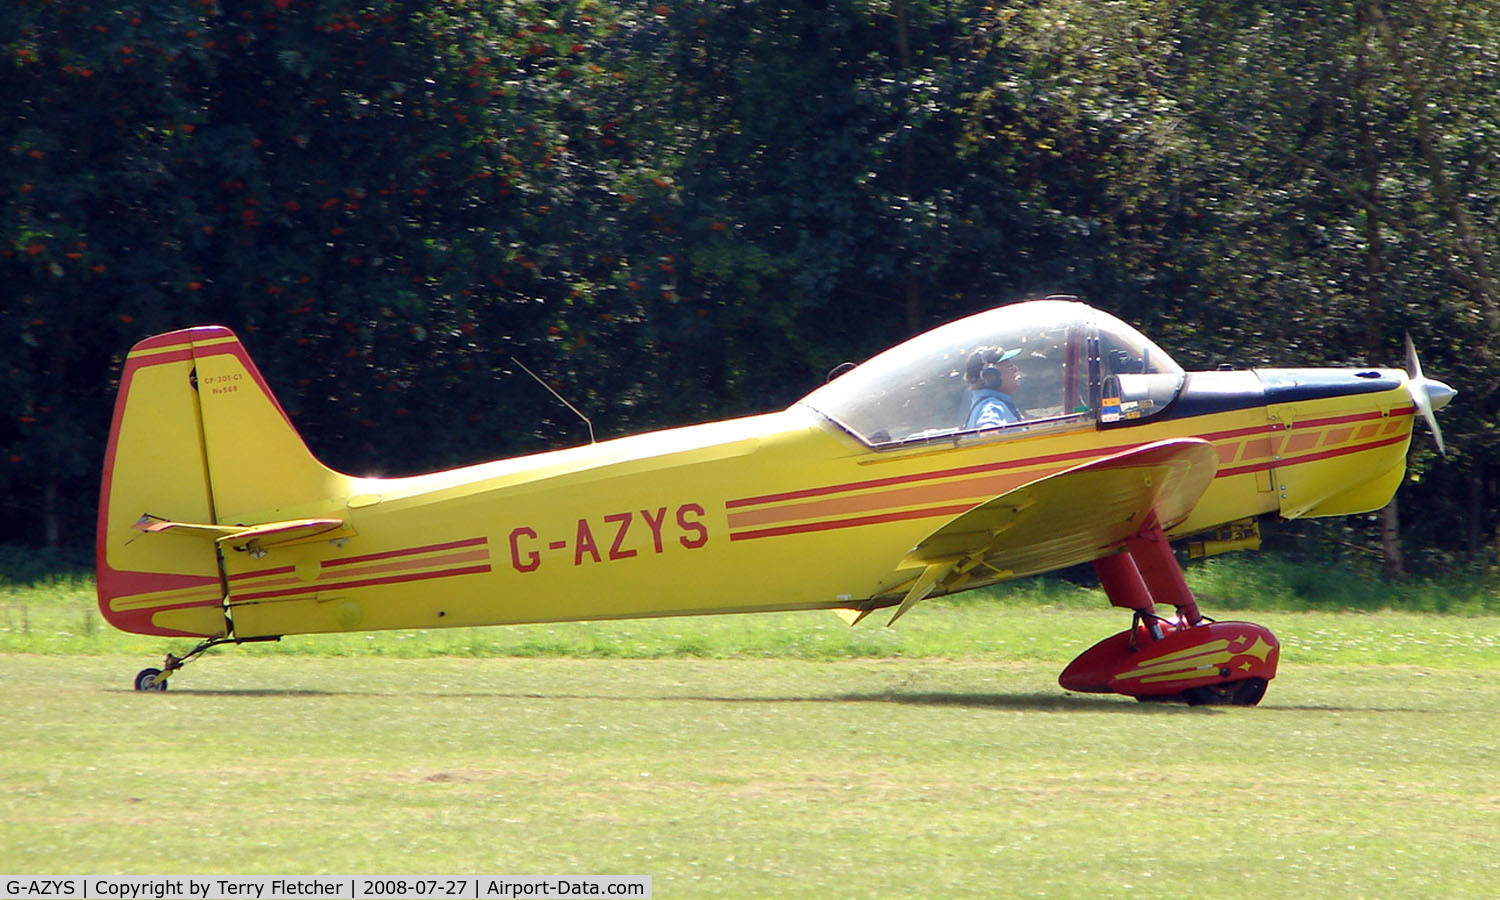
[{"left": 798, "top": 300, "right": 1185, "bottom": 447}]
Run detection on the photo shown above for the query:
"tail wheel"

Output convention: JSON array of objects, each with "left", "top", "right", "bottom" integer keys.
[{"left": 134, "top": 667, "right": 168, "bottom": 691}]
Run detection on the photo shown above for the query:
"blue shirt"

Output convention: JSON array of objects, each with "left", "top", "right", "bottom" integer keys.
[{"left": 966, "top": 389, "right": 1020, "bottom": 429}]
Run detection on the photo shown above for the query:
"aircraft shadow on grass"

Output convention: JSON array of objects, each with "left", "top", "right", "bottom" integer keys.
[
  {"left": 115, "top": 685, "right": 1168, "bottom": 710},
  {"left": 115, "top": 686, "right": 1441, "bottom": 714},
  {"left": 464, "top": 688, "right": 1210, "bottom": 713},
  {"left": 111, "top": 687, "right": 352, "bottom": 698}
]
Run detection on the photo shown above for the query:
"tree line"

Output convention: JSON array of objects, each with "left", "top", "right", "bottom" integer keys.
[{"left": 3, "top": 0, "right": 1496, "bottom": 576}]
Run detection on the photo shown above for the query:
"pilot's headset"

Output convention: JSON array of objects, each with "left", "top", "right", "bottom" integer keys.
[
  {"left": 972, "top": 347, "right": 1021, "bottom": 389},
  {"left": 979, "top": 352, "right": 1003, "bottom": 389}
]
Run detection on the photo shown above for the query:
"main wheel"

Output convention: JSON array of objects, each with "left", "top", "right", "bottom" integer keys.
[
  {"left": 1183, "top": 677, "right": 1267, "bottom": 707},
  {"left": 134, "top": 667, "right": 168, "bottom": 691},
  {"left": 1230, "top": 677, "right": 1269, "bottom": 706}
]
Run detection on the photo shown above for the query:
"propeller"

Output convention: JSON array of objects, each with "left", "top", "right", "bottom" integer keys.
[{"left": 1403, "top": 334, "right": 1457, "bottom": 456}]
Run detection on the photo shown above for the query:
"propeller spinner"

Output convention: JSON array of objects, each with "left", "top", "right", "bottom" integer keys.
[{"left": 1404, "top": 334, "right": 1457, "bottom": 456}]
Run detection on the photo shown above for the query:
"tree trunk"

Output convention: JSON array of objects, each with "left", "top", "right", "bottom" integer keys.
[
  {"left": 1466, "top": 462, "right": 1485, "bottom": 564},
  {"left": 43, "top": 479, "right": 60, "bottom": 550},
  {"left": 1358, "top": 5, "right": 1404, "bottom": 581},
  {"left": 1380, "top": 501, "right": 1406, "bottom": 580}
]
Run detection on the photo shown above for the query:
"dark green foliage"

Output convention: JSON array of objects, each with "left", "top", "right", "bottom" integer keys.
[{"left": 1, "top": 0, "right": 1496, "bottom": 575}]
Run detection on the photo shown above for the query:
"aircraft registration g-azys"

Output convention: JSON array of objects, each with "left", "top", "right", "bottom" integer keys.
[{"left": 97, "top": 297, "right": 1454, "bottom": 703}]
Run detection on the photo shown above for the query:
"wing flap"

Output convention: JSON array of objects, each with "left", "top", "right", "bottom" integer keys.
[
  {"left": 879, "top": 438, "right": 1218, "bottom": 622},
  {"left": 887, "top": 561, "right": 951, "bottom": 626}
]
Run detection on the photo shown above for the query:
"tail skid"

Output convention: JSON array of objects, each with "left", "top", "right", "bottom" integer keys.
[{"left": 97, "top": 327, "right": 342, "bottom": 638}]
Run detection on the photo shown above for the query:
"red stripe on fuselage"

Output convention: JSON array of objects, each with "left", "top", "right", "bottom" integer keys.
[
  {"left": 230, "top": 563, "right": 494, "bottom": 603},
  {"left": 322, "top": 536, "right": 489, "bottom": 568},
  {"left": 727, "top": 503, "right": 976, "bottom": 542}
]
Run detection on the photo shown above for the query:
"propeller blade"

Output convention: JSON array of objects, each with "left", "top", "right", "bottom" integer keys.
[{"left": 1403, "top": 334, "right": 1456, "bottom": 456}]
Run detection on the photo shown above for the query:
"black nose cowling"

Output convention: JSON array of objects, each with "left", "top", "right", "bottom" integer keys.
[{"left": 1162, "top": 367, "right": 1404, "bottom": 421}]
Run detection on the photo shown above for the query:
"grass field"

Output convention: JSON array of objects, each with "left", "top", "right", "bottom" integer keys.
[
  {"left": 5, "top": 555, "right": 1500, "bottom": 663},
  {"left": 4, "top": 574, "right": 1500, "bottom": 898},
  {"left": 3, "top": 555, "right": 1499, "bottom": 896}
]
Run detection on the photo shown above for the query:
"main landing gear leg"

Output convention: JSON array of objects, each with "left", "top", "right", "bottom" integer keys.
[
  {"left": 132, "top": 634, "right": 281, "bottom": 691},
  {"left": 1059, "top": 517, "right": 1280, "bottom": 706}
]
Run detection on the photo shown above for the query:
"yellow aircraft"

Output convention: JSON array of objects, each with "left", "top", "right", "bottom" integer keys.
[{"left": 97, "top": 297, "right": 1454, "bottom": 704}]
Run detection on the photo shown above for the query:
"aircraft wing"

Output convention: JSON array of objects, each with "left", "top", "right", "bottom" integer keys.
[{"left": 864, "top": 438, "right": 1219, "bottom": 624}]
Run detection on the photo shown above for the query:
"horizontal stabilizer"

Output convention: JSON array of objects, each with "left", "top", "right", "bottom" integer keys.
[
  {"left": 134, "top": 514, "right": 350, "bottom": 552},
  {"left": 132, "top": 515, "right": 242, "bottom": 539}
]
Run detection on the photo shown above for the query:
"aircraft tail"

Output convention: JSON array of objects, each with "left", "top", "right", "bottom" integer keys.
[{"left": 96, "top": 327, "right": 342, "bottom": 636}]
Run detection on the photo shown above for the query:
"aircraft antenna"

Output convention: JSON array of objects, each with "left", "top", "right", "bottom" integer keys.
[{"left": 509, "top": 355, "right": 596, "bottom": 444}]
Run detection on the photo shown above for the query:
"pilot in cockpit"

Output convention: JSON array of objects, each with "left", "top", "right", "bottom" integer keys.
[{"left": 963, "top": 347, "right": 1024, "bottom": 429}]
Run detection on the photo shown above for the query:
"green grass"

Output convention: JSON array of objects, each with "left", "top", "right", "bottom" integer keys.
[
  {"left": 3, "top": 555, "right": 1498, "bottom": 666},
  {"left": 3, "top": 554, "right": 1499, "bottom": 895},
  {"left": 2, "top": 655, "right": 1498, "bottom": 897},
  {"left": 7, "top": 585, "right": 1500, "bottom": 669},
  {"left": 1189, "top": 554, "right": 1500, "bottom": 614}
]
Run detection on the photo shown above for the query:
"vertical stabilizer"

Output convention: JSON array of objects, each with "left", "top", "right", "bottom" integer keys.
[{"left": 96, "top": 327, "right": 340, "bottom": 636}]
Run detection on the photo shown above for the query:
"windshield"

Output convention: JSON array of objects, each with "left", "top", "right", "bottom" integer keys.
[{"left": 799, "top": 300, "right": 1183, "bottom": 446}]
